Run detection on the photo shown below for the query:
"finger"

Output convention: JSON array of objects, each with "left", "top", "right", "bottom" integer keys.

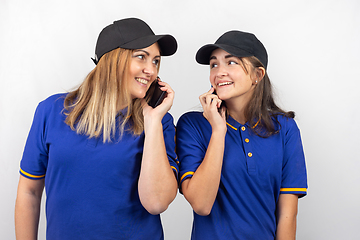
[
  {"left": 200, "top": 94, "right": 218, "bottom": 106},
  {"left": 216, "top": 99, "right": 222, "bottom": 108},
  {"left": 200, "top": 90, "right": 218, "bottom": 108},
  {"left": 162, "top": 86, "right": 174, "bottom": 102},
  {"left": 219, "top": 105, "right": 226, "bottom": 119},
  {"left": 206, "top": 94, "right": 219, "bottom": 106},
  {"left": 201, "top": 94, "right": 213, "bottom": 105},
  {"left": 157, "top": 80, "right": 166, "bottom": 87},
  {"left": 208, "top": 87, "right": 215, "bottom": 94},
  {"left": 199, "top": 93, "right": 207, "bottom": 105},
  {"left": 157, "top": 81, "right": 173, "bottom": 93},
  {"left": 199, "top": 87, "right": 215, "bottom": 99}
]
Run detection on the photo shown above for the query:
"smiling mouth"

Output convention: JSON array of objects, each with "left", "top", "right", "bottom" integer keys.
[
  {"left": 135, "top": 78, "right": 149, "bottom": 85},
  {"left": 218, "top": 82, "right": 233, "bottom": 86}
]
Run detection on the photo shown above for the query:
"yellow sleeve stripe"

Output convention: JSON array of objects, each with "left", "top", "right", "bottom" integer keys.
[
  {"left": 280, "top": 188, "right": 307, "bottom": 192},
  {"left": 20, "top": 168, "right": 45, "bottom": 179},
  {"left": 171, "top": 166, "right": 178, "bottom": 174},
  {"left": 180, "top": 171, "right": 194, "bottom": 182},
  {"left": 226, "top": 122, "right": 237, "bottom": 131}
]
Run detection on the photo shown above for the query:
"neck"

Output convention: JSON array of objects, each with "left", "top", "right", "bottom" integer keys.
[
  {"left": 226, "top": 105, "right": 246, "bottom": 125},
  {"left": 225, "top": 97, "right": 250, "bottom": 125}
]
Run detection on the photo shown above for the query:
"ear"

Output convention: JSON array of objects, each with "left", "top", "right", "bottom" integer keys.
[{"left": 254, "top": 67, "right": 266, "bottom": 84}]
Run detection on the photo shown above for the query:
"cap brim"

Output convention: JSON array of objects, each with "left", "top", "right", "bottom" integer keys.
[
  {"left": 196, "top": 43, "right": 253, "bottom": 65},
  {"left": 121, "top": 34, "right": 177, "bottom": 56}
]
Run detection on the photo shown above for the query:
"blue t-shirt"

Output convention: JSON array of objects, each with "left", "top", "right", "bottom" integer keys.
[
  {"left": 20, "top": 93, "right": 179, "bottom": 240},
  {"left": 176, "top": 111, "right": 307, "bottom": 240}
]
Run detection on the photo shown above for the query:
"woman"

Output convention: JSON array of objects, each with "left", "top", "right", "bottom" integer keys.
[
  {"left": 176, "top": 30, "right": 308, "bottom": 239},
  {"left": 15, "top": 18, "right": 178, "bottom": 240}
]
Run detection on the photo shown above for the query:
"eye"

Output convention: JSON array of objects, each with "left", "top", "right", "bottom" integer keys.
[
  {"left": 228, "top": 60, "right": 238, "bottom": 65},
  {"left": 210, "top": 63, "right": 218, "bottom": 69},
  {"left": 134, "top": 54, "right": 145, "bottom": 60},
  {"left": 153, "top": 58, "right": 160, "bottom": 66}
]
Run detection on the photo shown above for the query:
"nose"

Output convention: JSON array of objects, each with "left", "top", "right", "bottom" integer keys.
[
  {"left": 216, "top": 64, "right": 228, "bottom": 78},
  {"left": 143, "top": 61, "right": 156, "bottom": 76}
]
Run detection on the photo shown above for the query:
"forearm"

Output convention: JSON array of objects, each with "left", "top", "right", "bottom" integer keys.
[
  {"left": 138, "top": 119, "right": 177, "bottom": 215},
  {"left": 182, "top": 130, "right": 226, "bottom": 216},
  {"left": 276, "top": 215, "right": 297, "bottom": 240},
  {"left": 276, "top": 194, "right": 299, "bottom": 240},
  {"left": 15, "top": 177, "right": 44, "bottom": 240}
]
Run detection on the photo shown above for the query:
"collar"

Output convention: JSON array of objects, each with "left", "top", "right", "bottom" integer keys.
[
  {"left": 226, "top": 115, "right": 261, "bottom": 131},
  {"left": 226, "top": 115, "right": 248, "bottom": 131}
]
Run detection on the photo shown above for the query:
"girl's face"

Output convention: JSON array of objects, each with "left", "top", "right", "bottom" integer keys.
[
  {"left": 209, "top": 48, "right": 256, "bottom": 105},
  {"left": 128, "top": 43, "right": 160, "bottom": 100}
]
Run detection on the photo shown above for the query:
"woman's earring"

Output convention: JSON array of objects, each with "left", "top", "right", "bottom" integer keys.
[{"left": 255, "top": 80, "right": 258, "bottom": 83}]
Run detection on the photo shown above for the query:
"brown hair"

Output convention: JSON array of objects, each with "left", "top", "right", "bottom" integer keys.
[
  {"left": 239, "top": 56, "right": 294, "bottom": 137},
  {"left": 63, "top": 47, "right": 159, "bottom": 142}
]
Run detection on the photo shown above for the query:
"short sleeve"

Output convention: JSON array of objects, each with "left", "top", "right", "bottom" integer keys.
[
  {"left": 280, "top": 118, "right": 308, "bottom": 197},
  {"left": 20, "top": 100, "right": 50, "bottom": 179},
  {"left": 162, "top": 113, "right": 179, "bottom": 179},
  {"left": 176, "top": 112, "right": 209, "bottom": 188}
]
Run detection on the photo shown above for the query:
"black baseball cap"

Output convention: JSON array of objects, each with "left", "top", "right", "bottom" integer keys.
[
  {"left": 92, "top": 18, "right": 177, "bottom": 64},
  {"left": 196, "top": 30, "right": 268, "bottom": 69}
]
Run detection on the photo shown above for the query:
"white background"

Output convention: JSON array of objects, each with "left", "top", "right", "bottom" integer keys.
[{"left": 1, "top": 0, "right": 359, "bottom": 239}]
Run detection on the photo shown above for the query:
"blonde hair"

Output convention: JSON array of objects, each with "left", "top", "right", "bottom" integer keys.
[{"left": 63, "top": 47, "right": 159, "bottom": 142}]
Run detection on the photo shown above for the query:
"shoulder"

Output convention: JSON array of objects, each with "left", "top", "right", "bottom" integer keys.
[
  {"left": 34, "top": 93, "right": 67, "bottom": 119},
  {"left": 38, "top": 93, "right": 67, "bottom": 109},
  {"left": 177, "top": 111, "right": 210, "bottom": 131},
  {"left": 162, "top": 112, "right": 174, "bottom": 122},
  {"left": 274, "top": 114, "right": 298, "bottom": 129},
  {"left": 273, "top": 114, "right": 302, "bottom": 140},
  {"left": 161, "top": 112, "right": 175, "bottom": 127},
  {"left": 178, "top": 111, "right": 204, "bottom": 124}
]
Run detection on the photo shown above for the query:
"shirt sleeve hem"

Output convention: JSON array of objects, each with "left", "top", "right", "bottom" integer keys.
[
  {"left": 171, "top": 166, "right": 179, "bottom": 180},
  {"left": 280, "top": 188, "right": 307, "bottom": 197},
  {"left": 180, "top": 171, "right": 194, "bottom": 184},
  {"left": 19, "top": 168, "right": 45, "bottom": 180}
]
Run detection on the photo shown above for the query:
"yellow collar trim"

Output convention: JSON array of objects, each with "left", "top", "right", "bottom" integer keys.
[{"left": 226, "top": 122, "right": 237, "bottom": 130}]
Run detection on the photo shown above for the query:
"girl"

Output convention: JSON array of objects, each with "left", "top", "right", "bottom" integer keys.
[
  {"left": 176, "top": 30, "right": 307, "bottom": 239},
  {"left": 15, "top": 18, "right": 178, "bottom": 240}
]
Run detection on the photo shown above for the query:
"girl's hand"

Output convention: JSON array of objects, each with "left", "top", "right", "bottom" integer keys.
[
  {"left": 142, "top": 79, "right": 174, "bottom": 123},
  {"left": 199, "top": 87, "right": 227, "bottom": 133}
]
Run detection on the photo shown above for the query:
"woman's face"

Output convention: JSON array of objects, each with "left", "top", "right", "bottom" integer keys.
[
  {"left": 128, "top": 43, "right": 160, "bottom": 100},
  {"left": 209, "top": 48, "right": 256, "bottom": 105}
]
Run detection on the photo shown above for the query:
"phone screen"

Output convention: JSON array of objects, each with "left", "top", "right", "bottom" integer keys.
[{"left": 146, "top": 79, "right": 167, "bottom": 108}]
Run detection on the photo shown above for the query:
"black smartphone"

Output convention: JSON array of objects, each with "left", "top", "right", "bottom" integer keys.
[{"left": 146, "top": 78, "right": 167, "bottom": 108}]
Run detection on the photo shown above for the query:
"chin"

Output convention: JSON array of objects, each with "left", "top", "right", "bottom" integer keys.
[
  {"left": 130, "top": 92, "right": 147, "bottom": 100},
  {"left": 138, "top": 92, "right": 147, "bottom": 99},
  {"left": 217, "top": 93, "right": 226, "bottom": 100}
]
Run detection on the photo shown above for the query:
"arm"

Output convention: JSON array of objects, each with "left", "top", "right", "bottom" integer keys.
[
  {"left": 181, "top": 88, "right": 227, "bottom": 216},
  {"left": 138, "top": 81, "right": 178, "bottom": 215},
  {"left": 276, "top": 194, "right": 299, "bottom": 240},
  {"left": 15, "top": 175, "right": 45, "bottom": 240}
]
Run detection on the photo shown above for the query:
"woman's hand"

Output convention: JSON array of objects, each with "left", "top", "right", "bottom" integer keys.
[
  {"left": 142, "top": 80, "right": 174, "bottom": 124},
  {"left": 199, "top": 87, "right": 227, "bottom": 133}
]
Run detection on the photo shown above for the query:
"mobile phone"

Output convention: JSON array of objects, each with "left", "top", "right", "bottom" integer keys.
[{"left": 146, "top": 78, "right": 167, "bottom": 108}]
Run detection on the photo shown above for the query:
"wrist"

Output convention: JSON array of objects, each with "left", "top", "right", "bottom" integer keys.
[
  {"left": 211, "top": 127, "right": 227, "bottom": 138},
  {"left": 144, "top": 116, "right": 162, "bottom": 132}
]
